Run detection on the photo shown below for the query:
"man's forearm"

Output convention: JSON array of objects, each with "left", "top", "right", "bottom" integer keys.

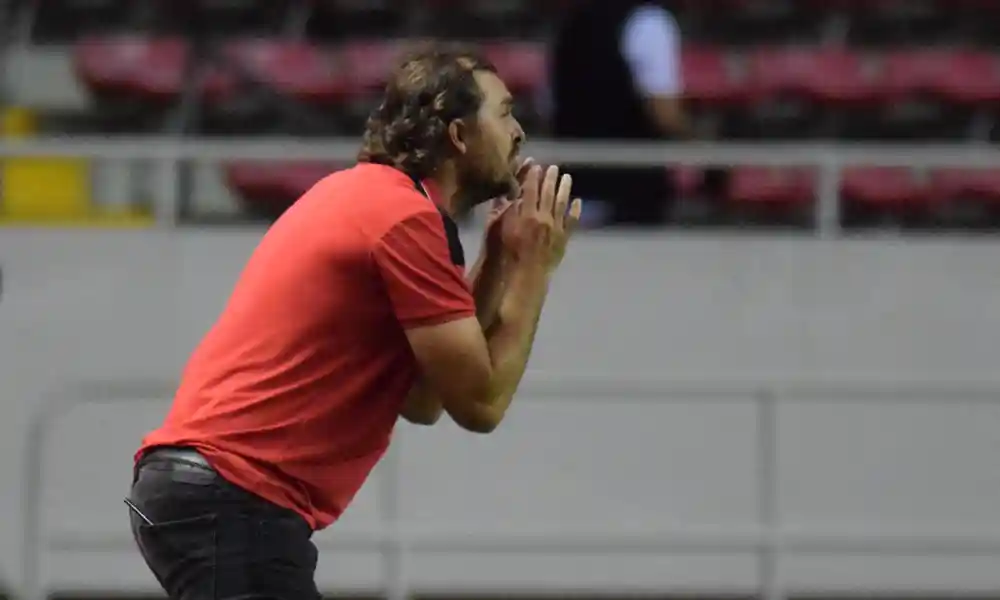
[
  {"left": 402, "top": 251, "right": 508, "bottom": 426},
  {"left": 467, "top": 250, "right": 508, "bottom": 330},
  {"left": 477, "top": 261, "right": 550, "bottom": 424}
]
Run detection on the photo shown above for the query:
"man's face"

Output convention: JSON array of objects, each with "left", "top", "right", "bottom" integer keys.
[{"left": 455, "top": 70, "right": 525, "bottom": 212}]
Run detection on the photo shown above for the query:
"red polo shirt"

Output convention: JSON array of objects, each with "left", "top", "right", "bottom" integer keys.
[{"left": 137, "top": 163, "right": 475, "bottom": 530}]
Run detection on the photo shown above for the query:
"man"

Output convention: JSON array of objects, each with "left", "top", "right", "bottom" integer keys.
[
  {"left": 126, "top": 44, "right": 583, "bottom": 600},
  {"left": 550, "top": 0, "right": 691, "bottom": 226}
]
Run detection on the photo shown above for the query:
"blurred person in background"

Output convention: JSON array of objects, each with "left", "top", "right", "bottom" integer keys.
[{"left": 550, "top": 0, "right": 691, "bottom": 227}]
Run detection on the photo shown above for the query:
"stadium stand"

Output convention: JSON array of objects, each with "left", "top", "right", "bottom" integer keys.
[{"left": 8, "top": 0, "right": 1000, "bottom": 228}]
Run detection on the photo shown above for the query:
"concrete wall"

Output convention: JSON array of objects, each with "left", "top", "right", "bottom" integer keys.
[
  {"left": 5, "top": 48, "right": 87, "bottom": 112},
  {"left": 3, "top": 230, "right": 1000, "bottom": 596}
]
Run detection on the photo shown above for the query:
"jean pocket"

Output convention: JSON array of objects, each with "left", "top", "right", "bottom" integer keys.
[{"left": 133, "top": 512, "right": 218, "bottom": 598}]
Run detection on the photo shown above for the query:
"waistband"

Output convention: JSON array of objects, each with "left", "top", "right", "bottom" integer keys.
[{"left": 137, "top": 445, "right": 213, "bottom": 470}]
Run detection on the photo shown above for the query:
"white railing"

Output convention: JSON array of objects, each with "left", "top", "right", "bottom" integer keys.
[
  {"left": 4, "top": 137, "right": 1000, "bottom": 234},
  {"left": 20, "top": 376, "right": 1000, "bottom": 600}
]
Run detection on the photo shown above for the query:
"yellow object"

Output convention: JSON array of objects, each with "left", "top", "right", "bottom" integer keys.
[
  {"left": 2, "top": 156, "right": 91, "bottom": 220},
  {"left": 0, "top": 105, "right": 150, "bottom": 225},
  {"left": 1, "top": 106, "right": 37, "bottom": 138}
]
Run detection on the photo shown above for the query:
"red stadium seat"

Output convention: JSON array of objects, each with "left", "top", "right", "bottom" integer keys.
[
  {"left": 929, "top": 168, "right": 1000, "bottom": 203},
  {"left": 674, "top": 166, "right": 704, "bottom": 199},
  {"left": 73, "top": 35, "right": 188, "bottom": 105},
  {"left": 726, "top": 166, "right": 817, "bottom": 208},
  {"left": 841, "top": 166, "right": 929, "bottom": 208},
  {"left": 206, "top": 39, "right": 345, "bottom": 106},
  {"left": 681, "top": 46, "right": 742, "bottom": 106},
  {"left": 877, "top": 50, "right": 1000, "bottom": 106},
  {"left": 481, "top": 41, "right": 547, "bottom": 96},
  {"left": 925, "top": 168, "right": 1000, "bottom": 227},
  {"left": 744, "top": 46, "right": 875, "bottom": 106},
  {"left": 339, "top": 39, "right": 413, "bottom": 98}
]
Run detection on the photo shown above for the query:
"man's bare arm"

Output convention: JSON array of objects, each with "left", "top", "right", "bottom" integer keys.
[
  {"left": 467, "top": 259, "right": 550, "bottom": 430},
  {"left": 402, "top": 259, "right": 549, "bottom": 432},
  {"left": 404, "top": 166, "right": 581, "bottom": 433},
  {"left": 468, "top": 246, "right": 508, "bottom": 330},
  {"left": 400, "top": 248, "right": 510, "bottom": 425},
  {"left": 644, "top": 95, "right": 693, "bottom": 139}
]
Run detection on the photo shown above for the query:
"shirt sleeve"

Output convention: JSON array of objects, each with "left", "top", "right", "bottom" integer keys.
[
  {"left": 373, "top": 210, "right": 477, "bottom": 330},
  {"left": 620, "top": 4, "right": 683, "bottom": 97}
]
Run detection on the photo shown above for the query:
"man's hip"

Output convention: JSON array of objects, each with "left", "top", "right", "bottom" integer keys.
[{"left": 128, "top": 446, "right": 320, "bottom": 600}]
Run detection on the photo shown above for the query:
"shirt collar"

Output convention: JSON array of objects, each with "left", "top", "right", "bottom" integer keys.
[{"left": 416, "top": 178, "right": 445, "bottom": 209}]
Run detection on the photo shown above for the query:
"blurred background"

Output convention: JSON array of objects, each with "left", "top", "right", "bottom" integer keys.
[{"left": 5, "top": 1, "right": 1000, "bottom": 600}]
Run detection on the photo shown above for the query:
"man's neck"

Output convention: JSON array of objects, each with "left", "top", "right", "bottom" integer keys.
[{"left": 424, "top": 170, "right": 461, "bottom": 217}]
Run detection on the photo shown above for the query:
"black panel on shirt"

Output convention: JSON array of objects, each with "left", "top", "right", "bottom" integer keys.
[{"left": 406, "top": 171, "right": 465, "bottom": 268}]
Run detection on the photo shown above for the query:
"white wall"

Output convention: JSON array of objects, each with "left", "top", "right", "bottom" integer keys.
[{"left": 3, "top": 230, "right": 1000, "bottom": 596}]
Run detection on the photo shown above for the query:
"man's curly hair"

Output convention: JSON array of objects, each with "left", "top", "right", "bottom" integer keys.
[{"left": 357, "top": 42, "right": 498, "bottom": 180}]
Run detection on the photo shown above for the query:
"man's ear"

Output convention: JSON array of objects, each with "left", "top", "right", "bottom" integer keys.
[{"left": 447, "top": 119, "right": 469, "bottom": 156}]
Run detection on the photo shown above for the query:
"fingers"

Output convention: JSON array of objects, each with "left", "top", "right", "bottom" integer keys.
[
  {"left": 554, "top": 173, "right": 571, "bottom": 226},
  {"left": 565, "top": 198, "right": 583, "bottom": 236},
  {"left": 520, "top": 165, "right": 541, "bottom": 216},
  {"left": 539, "top": 165, "right": 559, "bottom": 215},
  {"left": 515, "top": 157, "right": 535, "bottom": 182}
]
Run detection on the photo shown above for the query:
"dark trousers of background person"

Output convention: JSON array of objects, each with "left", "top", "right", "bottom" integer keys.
[
  {"left": 573, "top": 166, "right": 676, "bottom": 226},
  {"left": 128, "top": 447, "right": 322, "bottom": 600}
]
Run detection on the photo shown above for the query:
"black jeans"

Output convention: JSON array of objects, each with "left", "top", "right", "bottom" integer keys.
[{"left": 128, "top": 447, "right": 321, "bottom": 600}]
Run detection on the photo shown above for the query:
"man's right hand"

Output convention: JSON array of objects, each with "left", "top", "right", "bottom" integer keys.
[{"left": 506, "top": 164, "right": 583, "bottom": 272}]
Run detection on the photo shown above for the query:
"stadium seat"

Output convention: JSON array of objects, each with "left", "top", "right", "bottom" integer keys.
[
  {"left": 481, "top": 41, "right": 547, "bottom": 129},
  {"left": 339, "top": 39, "right": 414, "bottom": 97},
  {"left": 679, "top": 46, "right": 741, "bottom": 138},
  {"left": 197, "top": 39, "right": 344, "bottom": 133},
  {"left": 871, "top": 50, "right": 1000, "bottom": 139},
  {"left": 928, "top": 168, "right": 1000, "bottom": 227},
  {"left": 675, "top": 166, "right": 704, "bottom": 199},
  {"left": 745, "top": 46, "right": 874, "bottom": 106},
  {"left": 216, "top": 39, "right": 344, "bottom": 105},
  {"left": 481, "top": 41, "right": 547, "bottom": 98},
  {"left": 929, "top": 168, "right": 1000, "bottom": 202},
  {"left": 681, "top": 47, "right": 742, "bottom": 107},
  {"left": 73, "top": 35, "right": 189, "bottom": 123},
  {"left": 878, "top": 50, "right": 1000, "bottom": 107},
  {"left": 735, "top": 46, "right": 873, "bottom": 138},
  {"left": 725, "top": 166, "right": 817, "bottom": 225},
  {"left": 840, "top": 166, "right": 933, "bottom": 226},
  {"left": 224, "top": 161, "right": 340, "bottom": 220},
  {"left": 671, "top": 165, "right": 734, "bottom": 224},
  {"left": 337, "top": 39, "right": 415, "bottom": 127}
]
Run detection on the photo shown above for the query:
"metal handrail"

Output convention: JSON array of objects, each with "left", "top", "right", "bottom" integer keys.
[
  {"left": 2, "top": 138, "right": 1000, "bottom": 167},
  {"left": 19, "top": 376, "right": 1000, "bottom": 600},
  {"left": 4, "top": 138, "right": 1000, "bottom": 233}
]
